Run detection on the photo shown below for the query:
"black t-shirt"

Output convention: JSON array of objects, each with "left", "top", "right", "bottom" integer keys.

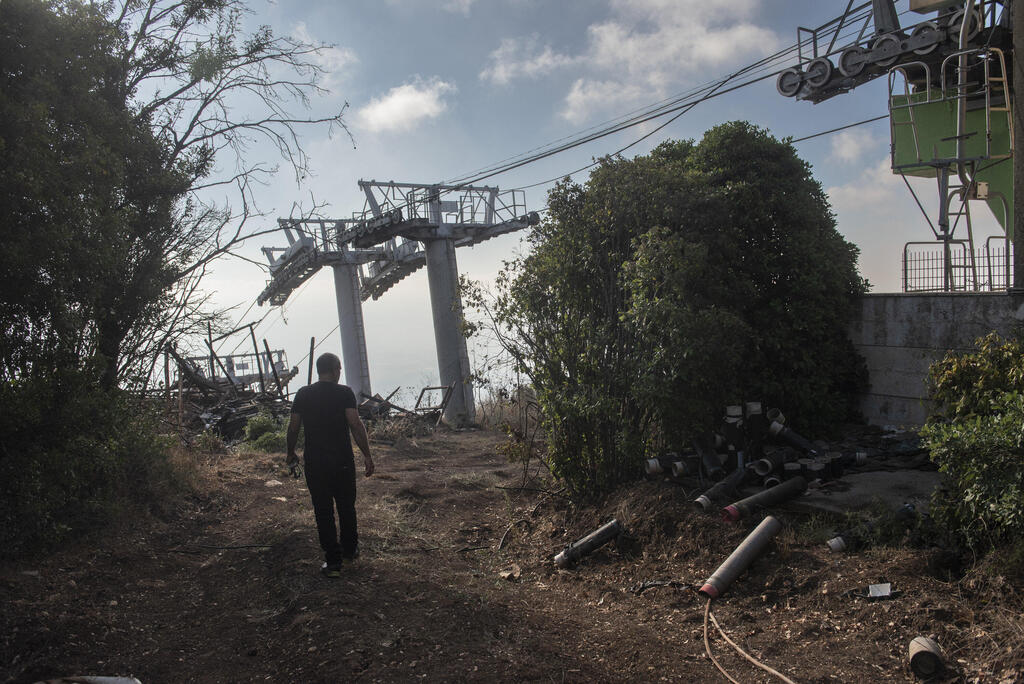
[{"left": 291, "top": 381, "right": 357, "bottom": 463}]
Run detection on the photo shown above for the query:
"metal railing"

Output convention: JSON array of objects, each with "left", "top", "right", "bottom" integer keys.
[{"left": 902, "top": 239, "right": 1013, "bottom": 292}]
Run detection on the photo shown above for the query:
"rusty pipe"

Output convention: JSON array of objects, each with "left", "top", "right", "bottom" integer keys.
[
  {"left": 554, "top": 519, "right": 622, "bottom": 568},
  {"left": 722, "top": 476, "right": 807, "bottom": 522},
  {"left": 768, "top": 421, "right": 819, "bottom": 456},
  {"left": 694, "top": 465, "right": 746, "bottom": 512},
  {"left": 699, "top": 515, "right": 782, "bottom": 598}
]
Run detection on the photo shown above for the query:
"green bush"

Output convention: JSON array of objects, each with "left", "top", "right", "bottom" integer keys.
[
  {"left": 245, "top": 410, "right": 281, "bottom": 442},
  {"left": 195, "top": 429, "right": 226, "bottom": 454},
  {"left": 243, "top": 410, "right": 298, "bottom": 453},
  {"left": 250, "top": 430, "right": 287, "bottom": 453},
  {"left": 928, "top": 332, "right": 1024, "bottom": 420},
  {"left": 923, "top": 391, "right": 1024, "bottom": 549},
  {"left": 923, "top": 334, "right": 1024, "bottom": 550},
  {"left": 0, "top": 371, "right": 184, "bottom": 558}
]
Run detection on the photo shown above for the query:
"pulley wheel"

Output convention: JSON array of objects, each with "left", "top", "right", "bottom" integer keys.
[
  {"left": 947, "top": 8, "right": 982, "bottom": 43},
  {"left": 804, "top": 57, "right": 833, "bottom": 88},
  {"left": 910, "top": 21, "right": 941, "bottom": 55},
  {"left": 838, "top": 46, "right": 868, "bottom": 77},
  {"left": 776, "top": 67, "right": 803, "bottom": 97},
  {"left": 871, "top": 34, "right": 901, "bottom": 67}
]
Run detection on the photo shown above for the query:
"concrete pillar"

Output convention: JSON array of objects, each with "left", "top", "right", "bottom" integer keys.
[
  {"left": 424, "top": 237, "right": 475, "bottom": 425},
  {"left": 332, "top": 263, "right": 371, "bottom": 400},
  {"left": 1013, "top": 0, "right": 1023, "bottom": 291}
]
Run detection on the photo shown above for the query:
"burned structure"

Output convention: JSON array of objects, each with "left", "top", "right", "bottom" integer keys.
[{"left": 162, "top": 325, "right": 298, "bottom": 439}]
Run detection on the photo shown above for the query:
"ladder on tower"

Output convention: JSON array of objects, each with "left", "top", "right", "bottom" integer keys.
[{"left": 889, "top": 45, "right": 1014, "bottom": 292}]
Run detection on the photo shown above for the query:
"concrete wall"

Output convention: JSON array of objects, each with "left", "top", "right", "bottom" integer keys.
[{"left": 850, "top": 292, "right": 1024, "bottom": 426}]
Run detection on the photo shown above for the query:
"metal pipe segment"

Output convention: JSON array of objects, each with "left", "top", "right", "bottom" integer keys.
[
  {"left": 721, "top": 476, "right": 808, "bottom": 522},
  {"left": 554, "top": 519, "right": 623, "bottom": 568},
  {"left": 700, "top": 515, "right": 783, "bottom": 599}
]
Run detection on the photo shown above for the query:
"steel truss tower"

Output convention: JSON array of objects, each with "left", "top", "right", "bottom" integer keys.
[{"left": 256, "top": 182, "right": 539, "bottom": 425}]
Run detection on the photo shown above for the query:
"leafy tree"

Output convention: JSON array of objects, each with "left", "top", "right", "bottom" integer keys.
[
  {"left": 1, "top": 0, "right": 347, "bottom": 390},
  {"left": 475, "top": 122, "right": 866, "bottom": 497},
  {"left": 626, "top": 123, "right": 867, "bottom": 440},
  {"left": 0, "top": 0, "right": 345, "bottom": 553}
]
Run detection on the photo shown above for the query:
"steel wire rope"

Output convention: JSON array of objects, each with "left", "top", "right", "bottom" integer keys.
[
  {"left": 509, "top": 68, "right": 747, "bottom": 192},
  {"left": 444, "top": 22, "right": 910, "bottom": 192},
  {"left": 504, "top": 8, "right": 924, "bottom": 193},
  {"left": 355, "top": 6, "right": 894, "bottom": 223},
  {"left": 215, "top": 210, "right": 339, "bottom": 357},
  {"left": 447, "top": 67, "right": 782, "bottom": 185},
  {"left": 442, "top": 7, "right": 877, "bottom": 186},
  {"left": 220, "top": 273, "right": 319, "bottom": 358},
  {"left": 445, "top": 7, "right": 889, "bottom": 188},
  {"left": 292, "top": 321, "right": 341, "bottom": 371},
  {"left": 789, "top": 114, "right": 890, "bottom": 143},
  {"left": 357, "top": 5, "right": 918, "bottom": 223}
]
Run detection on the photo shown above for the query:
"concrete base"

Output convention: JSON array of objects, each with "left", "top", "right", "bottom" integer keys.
[
  {"left": 849, "top": 292, "right": 1024, "bottom": 426},
  {"left": 790, "top": 470, "right": 943, "bottom": 515}
]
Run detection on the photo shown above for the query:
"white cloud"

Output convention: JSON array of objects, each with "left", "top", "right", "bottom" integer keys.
[
  {"left": 830, "top": 128, "right": 881, "bottom": 164},
  {"left": 443, "top": 0, "right": 476, "bottom": 15},
  {"left": 484, "top": 0, "right": 779, "bottom": 122},
  {"left": 561, "top": 78, "right": 650, "bottom": 125},
  {"left": 822, "top": 156, "right": 1009, "bottom": 291},
  {"left": 827, "top": 157, "right": 906, "bottom": 214},
  {"left": 354, "top": 77, "right": 457, "bottom": 133},
  {"left": 292, "top": 22, "right": 357, "bottom": 92},
  {"left": 480, "top": 36, "right": 577, "bottom": 85}
]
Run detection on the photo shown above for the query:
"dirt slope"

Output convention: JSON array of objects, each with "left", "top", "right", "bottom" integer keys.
[{"left": 2, "top": 430, "right": 1022, "bottom": 683}]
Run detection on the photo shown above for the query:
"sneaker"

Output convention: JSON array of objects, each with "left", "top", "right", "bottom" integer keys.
[{"left": 320, "top": 562, "right": 341, "bottom": 578}]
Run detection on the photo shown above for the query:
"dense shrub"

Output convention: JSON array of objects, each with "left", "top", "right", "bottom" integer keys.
[
  {"left": 927, "top": 332, "right": 1024, "bottom": 420},
  {"left": 0, "top": 371, "right": 182, "bottom": 558},
  {"left": 480, "top": 122, "right": 867, "bottom": 498},
  {"left": 243, "top": 410, "right": 298, "bottom": 453},
  {"left": 923, "top": 333, "right": 1024, "bottom": 550},
  {"left": 245, "top": 411, "right": 282, "bottom": 442},
  {"left": 249, "top": 431, "right": 286, "bottom": 453}
]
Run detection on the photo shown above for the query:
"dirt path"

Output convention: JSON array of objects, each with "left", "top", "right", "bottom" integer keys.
[{"left": 3, "top": 430, "right": 1022, "bottom": 683}]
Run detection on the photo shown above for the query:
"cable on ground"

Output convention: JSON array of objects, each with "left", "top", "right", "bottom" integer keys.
[{"left": 704, "top": 597, "right": 799, "bottom": 684}]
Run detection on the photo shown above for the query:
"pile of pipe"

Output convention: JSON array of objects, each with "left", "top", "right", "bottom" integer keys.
[{"left": 644, "top": 402, "right": 866, "bottom": 521}]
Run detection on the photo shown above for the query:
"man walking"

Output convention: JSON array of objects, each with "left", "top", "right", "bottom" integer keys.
[{"left": 287, "top": 352, "right": 374, "bottom": 577}]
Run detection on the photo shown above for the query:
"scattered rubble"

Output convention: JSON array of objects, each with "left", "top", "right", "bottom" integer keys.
[{"left": 359, "top": 383, "right": 459, "bottom": 440}]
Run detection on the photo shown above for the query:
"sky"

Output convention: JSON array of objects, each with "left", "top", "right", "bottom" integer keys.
[{"left": 199, "top": 0, "right": 1008, "bottom": 399}]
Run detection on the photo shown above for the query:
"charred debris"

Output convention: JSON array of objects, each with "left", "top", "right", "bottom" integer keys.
[
  {"left": 155, "top": 327, "right": 457, "bottom": 442},
  {"left": 644, "top": 402, "right": 932, "bottom": 523}
]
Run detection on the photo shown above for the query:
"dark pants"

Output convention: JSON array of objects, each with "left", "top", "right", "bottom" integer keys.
[{"left": 304, "top": 454, "right": 358, "bottom": 565}]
